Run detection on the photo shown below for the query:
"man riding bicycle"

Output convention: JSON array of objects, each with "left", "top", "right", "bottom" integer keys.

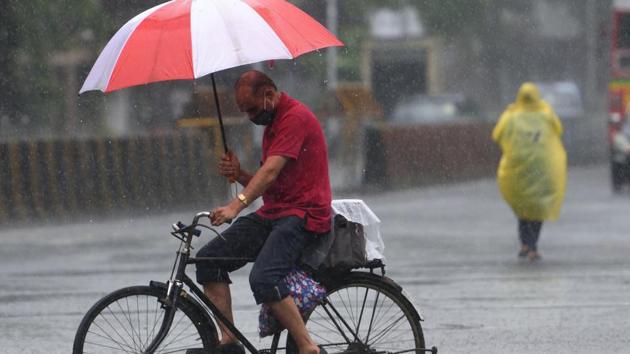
[{"left": 197, "top": 70, "right": 332, "bottom": 354}]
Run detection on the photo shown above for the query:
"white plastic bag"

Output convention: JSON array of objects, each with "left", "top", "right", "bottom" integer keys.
[{"left": 331, "top": 199, "right": 385, "bottom": 261}]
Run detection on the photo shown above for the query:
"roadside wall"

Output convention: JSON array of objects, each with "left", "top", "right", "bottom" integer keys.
[
  {"left": 362, "top": 118, "right": 607, "bottom": 189},
  {"left": 364, "top": 122, "right": 501, "bottom": 188},
  {"left": 0, "top": 129, "right": 230, "bottom": 223}
]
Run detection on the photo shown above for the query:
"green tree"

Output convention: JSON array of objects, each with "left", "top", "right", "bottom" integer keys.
[
  {"left": 0, "top": 1, "right": 21, "bottom": 127},
  {"left": 412, "top": 0, "right": 490, "bottom": 37},
  {"left": 289, "top": 0, "right": 493, "bottom": 83},
  {"left": 0, "top": 0, "right": 109, "bottom": 137}
]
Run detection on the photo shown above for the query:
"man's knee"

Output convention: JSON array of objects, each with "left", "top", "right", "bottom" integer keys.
[
  {"left": 249, "top": 267, "right": 289, "bottom": 304},
  {"left": 197, "top": 267, "right": 232, "bottom": 285}
]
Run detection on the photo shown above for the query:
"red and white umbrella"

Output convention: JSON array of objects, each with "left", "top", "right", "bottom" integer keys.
[{"left": 79, "top": 0, "right": 343, "bottom": 94}]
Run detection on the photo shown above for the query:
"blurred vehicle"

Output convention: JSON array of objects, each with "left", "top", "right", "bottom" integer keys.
[
  {"left": 390, "top": 94, "right": 478, "bottom": 125},
  {"left": 611, "top": 118, "right": 630, "bottom": 192},
  {"left": 533, "top": 81, "right": 584, "bottom": 120},
  {"left": 609, "top": 1, "right": 630, "bottom": 191},
  {"left": 533, "top": 81, "right": 585, "bottom": 166}
]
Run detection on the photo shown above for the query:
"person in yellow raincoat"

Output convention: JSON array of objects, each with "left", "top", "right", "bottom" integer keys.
[{"left": 492, "top": 82, "right": 567, "bottom": 262}]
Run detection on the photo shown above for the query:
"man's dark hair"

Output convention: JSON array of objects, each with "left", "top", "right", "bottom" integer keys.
[{"left": 234, "top": 70, "right": 277, "bottom": 95}]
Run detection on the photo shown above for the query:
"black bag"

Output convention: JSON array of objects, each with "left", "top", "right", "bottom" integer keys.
[
  {"left": 324, "top": 214, "right": 367, "bottom": 270},
  {"left": 301, "top": 215, "right": 367, "bottom": 271}
]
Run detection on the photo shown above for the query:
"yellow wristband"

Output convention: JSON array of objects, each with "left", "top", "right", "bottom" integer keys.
[{"left": 237, "top": 193, "right": 248, "bottom": 206}]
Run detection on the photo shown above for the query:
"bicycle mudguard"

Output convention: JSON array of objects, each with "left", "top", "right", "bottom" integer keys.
[
  {"left": 319, "top": 269, "right": 398, "bottom": 291},
  {"left": 149, "top": 281, "right": 219, "bottom": 331}
]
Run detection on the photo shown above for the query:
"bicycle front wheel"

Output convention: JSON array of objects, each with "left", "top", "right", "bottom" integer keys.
[
  {"left": 73, "top": 285, "right": 217, "bottom": 354},
  {"left": 301, "top": 272, "right": 425, "bottom": 354}
]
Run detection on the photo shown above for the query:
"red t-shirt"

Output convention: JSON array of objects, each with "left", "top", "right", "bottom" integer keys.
[{"left": 256, "top": 92, "right": 332, "bottom": 234}]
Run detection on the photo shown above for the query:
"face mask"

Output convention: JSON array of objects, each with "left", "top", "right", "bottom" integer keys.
[{"left": 250, "top": 98, "right": 275, "bottom": 126}]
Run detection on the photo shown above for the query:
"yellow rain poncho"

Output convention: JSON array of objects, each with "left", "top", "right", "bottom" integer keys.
[{"left": 492, "top": 82, "right": 567, "bottom": 221}]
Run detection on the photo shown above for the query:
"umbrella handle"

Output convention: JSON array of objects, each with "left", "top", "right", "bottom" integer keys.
[
  {"left": 211, "top": 73, "right": 229, "bottom": 154},
  {"left": 210, "top": 74, "right": 235, "bottom": 184}
]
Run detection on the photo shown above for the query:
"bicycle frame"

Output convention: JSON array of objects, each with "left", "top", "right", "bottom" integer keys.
[{"left": 144, "top": 212, "right": 277, "bottom": 354}]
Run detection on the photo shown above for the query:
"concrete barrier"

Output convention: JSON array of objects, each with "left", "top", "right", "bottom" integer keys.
[
  {"left": 363, "top": 122, "right": 501, "bottom": 188},
  {"left": 0, "top": 129, "right": 233, "bottom": 222}
]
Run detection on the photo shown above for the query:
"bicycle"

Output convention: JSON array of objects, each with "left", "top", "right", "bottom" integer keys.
[{"left": 73, "top": 211, "right": 437, "bottom": 354}]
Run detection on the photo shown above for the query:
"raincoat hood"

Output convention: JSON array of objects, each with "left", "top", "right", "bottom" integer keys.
[{"left": 515, "top": 82, "right": 544, "bottom": 111}]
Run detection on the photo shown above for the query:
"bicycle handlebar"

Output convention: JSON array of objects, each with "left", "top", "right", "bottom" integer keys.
[
  {"left": 171, "top": 211, "right": 212, "bottom": 238},
  {"left": 170, "top": 211, "right": 231, "bottom": 241},
  {"left": 192, "top": 211, "right": 231, "bottom": 226},
  {"left": 192, "top": 211, "right": 212, "bottom": 225}
]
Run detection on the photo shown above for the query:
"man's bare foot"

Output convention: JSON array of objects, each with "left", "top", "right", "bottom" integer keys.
[
  {"left": 214, "top": 342, "right": 245, "bottom": 354},
  {"left": 518, "top": 245, "right": 530, "bottom": 258},
  {"left": 527, "top": 250, "right": 541, "bottom": 263},
  {"left": 299, "top": 344, "right": 321, "bottom": 354}
]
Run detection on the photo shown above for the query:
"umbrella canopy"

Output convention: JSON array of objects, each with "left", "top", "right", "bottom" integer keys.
[{"left": 80, "top": 0, "right": 343, "bottom": 94}]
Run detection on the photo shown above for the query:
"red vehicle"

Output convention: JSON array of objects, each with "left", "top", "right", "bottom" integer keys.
[{"left": 609, "top": 0, "right": 630, "bottom": 191}]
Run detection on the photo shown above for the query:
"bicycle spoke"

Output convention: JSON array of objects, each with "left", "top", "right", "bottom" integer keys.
[
  {"left": 84, "top": 338, "right": 136, "bottom": 353},
  {"left": 307, "top": 323, "right": 340, "bottom": 344},
  {"left": 158, "top": 312, "right": 198, "bottom": 351},
  {"left": 370, "top": 308, "right": 404, "bottom": 339},
  {"left": 98, "top": 308, "right": 137, "bottom": 351},
  {"left": 157, "top": 311, "right": 185, "bottom": 351},
  {"left": 146, "top": 299, "right": 164, "bottom": 348},
  {"left": 146, "top": 295, "right": 149, "bottom": 349},
  {"left": 369, "top": 293, "right": 395, "bottom": 343},
  {"left": 136, "top": 295, "right": 143, "bottom": 351},
  {"left": 366, "top": 301, "right": 399, "bottom": 343},
  {"left": 320, "top": 302, "right": 353, "bottom": 343},
  {"left": 308, "top": 316, "right": 345, "bottom": 336},
  {"left": 159, "top": 331, "right": 202, "bottom": 353},
  {"left": 355, "top": 286, "right": 369, "bottom": 335},
  {"left": 368, "top": 314, "right": 406, "bottom": 345},
  {"left": 118, "top": 301, "right": 143, "bottom": 351},
  {"left": 117, "top": 297, "right": 141, "bottom": 350},
  {"left": 364, "top": 290, "right": 381, "bottom": 344},
  {"left": 85, "top": 327, "right": 135, "bottom": 353},
  {"left": 338, "top": 286, "right": 357, "bottom": 329},
  {"left": 329, "top": 299, "right": 369, "bottom": 343},
  {"left": 140, "top": 295, "right": 158, "bottom": 350}
]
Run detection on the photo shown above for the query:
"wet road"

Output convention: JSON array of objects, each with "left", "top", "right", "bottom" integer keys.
[{"left": 1, "top": 164, "right": 629, "bottom": 353}]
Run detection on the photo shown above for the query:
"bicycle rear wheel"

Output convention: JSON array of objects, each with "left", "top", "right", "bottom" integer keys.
[
  {"left": 73, "top": 285, "right": 217, "bottom": 354},
  {"left": 292, "top": 272, "right": 425, "bottom": 354}
]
